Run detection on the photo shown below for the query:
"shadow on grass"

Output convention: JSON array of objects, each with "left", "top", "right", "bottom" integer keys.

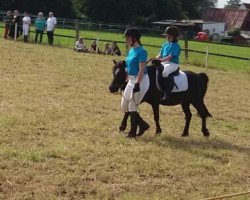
[{"left": 141, "top": 134, "right": 250, "bottom": 155}]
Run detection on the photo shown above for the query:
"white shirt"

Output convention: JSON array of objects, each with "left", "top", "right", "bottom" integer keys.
[
  {"left": 46, "top": 16, "right": 57, "bottom": 31},
  {"left": 75, "top": 41, "right": 86, "bottom": 50},
  {"left": 22, "top": 16, "right": 31, "bottom": 28}
]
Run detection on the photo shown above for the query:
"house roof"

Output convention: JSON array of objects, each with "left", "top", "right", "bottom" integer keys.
[
  {"left": 202, "top": 8, "right": 250, "bottom": 30},
  {"left": 241, "top": 3, "right": 250, "bottom": 9}
]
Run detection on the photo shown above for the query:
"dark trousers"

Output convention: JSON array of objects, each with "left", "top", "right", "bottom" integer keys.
[
  {"left": 4, "top": 27, "right": 10, "bottom": 39},
  {"left": 47, "top": 31, "right": 54, "bottom": 45},
  {"left": 35, "top": 29, "right": 44, "bottom": 43}
]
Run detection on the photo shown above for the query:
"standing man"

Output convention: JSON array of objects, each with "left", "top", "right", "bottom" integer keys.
[
  {"left": 22, "top": 12, "right": 31, "bottom": 42},
  {"left": 3, "top": 11, "right": 12, "bottom": 39},
  {"left": 46, "top": 12, "right": 57, "bottom": 45}
]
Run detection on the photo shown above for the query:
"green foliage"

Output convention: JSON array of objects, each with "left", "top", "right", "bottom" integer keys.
[
  {"left": 0, "top": 0, "right": 77, "bottom": 17},
  {"left": 228, "top": 28, "right": 241, "bottom": 36},
  {"left": 74, "top": 0, "right": 217, "bottom": 23},
  {"left": 224, "top": 0, "right": 242, "bottom": 8}
]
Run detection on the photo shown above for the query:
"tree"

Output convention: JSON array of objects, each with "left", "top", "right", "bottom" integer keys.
[
  {"left": 0, "top": 0, "right": 76, "bottom": 17},
  {"left": 224, "top": 0, "right": 242, "bottom": 8}
]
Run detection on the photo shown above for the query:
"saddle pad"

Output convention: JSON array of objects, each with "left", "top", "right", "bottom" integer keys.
[{"left": 172, "top": 71, "right": 188, "bottom": 92}]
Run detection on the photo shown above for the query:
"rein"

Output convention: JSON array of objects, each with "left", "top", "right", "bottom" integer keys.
[{"left": 147, "top": 58, "right": 155, "bottom": 64}]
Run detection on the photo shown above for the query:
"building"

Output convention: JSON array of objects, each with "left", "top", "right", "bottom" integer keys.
[
  {"left": 202, "top": 8, "right": 250, "bottom": 32},
  {"left": 239, "top": 3, "right": 250, "bottom": 10},
  {"left": 151, "top": 20, "right": 225, "bottom": 39}
]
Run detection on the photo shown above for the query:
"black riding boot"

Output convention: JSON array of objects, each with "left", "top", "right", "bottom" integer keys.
[
  {"left": 161, "top": 76, "right": 175, "bottom": 101},
  {"left": 130, "top": 112, "right": 149, "bottom": 137},
  {"left": 24, "top": 35, "right": 28, "bottom": 42},
  {"left": 127, "top": 112, "right": 138, "bottom": 138}
]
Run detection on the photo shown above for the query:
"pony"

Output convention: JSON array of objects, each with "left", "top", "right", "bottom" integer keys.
[{"left": 109, "top": 60, "right": 212, "bottom": 137}]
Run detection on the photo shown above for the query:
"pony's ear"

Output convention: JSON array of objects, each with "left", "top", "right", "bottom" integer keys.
[
  {"left": 113, "top": 60, "right": 117, "bottom": 64},
  {"left": 122, "top": 60, "right": 126, "bottom": 67}
]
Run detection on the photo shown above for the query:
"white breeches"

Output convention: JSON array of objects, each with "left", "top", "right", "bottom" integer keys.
[
  {"left": 22, "top": 25, "right": 29, "bottom": 36},
  {"left": 121, "top": 74, "right": 149, "bottom": 112},
  {"left": 162, "top": 62, "right": 179, "bottom": 77}
]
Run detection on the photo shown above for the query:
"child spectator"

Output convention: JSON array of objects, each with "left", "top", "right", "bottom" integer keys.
[
  {"left": 102, "top": 42, "right": 112, "bottom": 54},
  {"left": 3, "top": 11, "right": 12, "bottom": 39},
  {"left": 88, "top": 40, "right": 101, "bottom": 53},
  {"left": 111, "top": 41, "right": 121, "bottom": 56},
  {"left": 35, "top": 12, "right": 46, "bottom": 43},
  {"left": 74, "top": 37, "right": 87, "bottom": 52}
]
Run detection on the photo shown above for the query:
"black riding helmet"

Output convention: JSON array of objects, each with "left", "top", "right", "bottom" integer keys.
[
  {"left": 162, "top": 26, "right": 179, "bottom": 37},
  {"left": 124, "top": 27, "right": 141, "bottom": 40}
]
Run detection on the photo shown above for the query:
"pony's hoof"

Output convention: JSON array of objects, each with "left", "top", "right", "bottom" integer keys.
[
  {"left": 181, "top": 132, "right": 189, "bottom": 137},
  {"left": 119, "top": 125, "right": 126, "bottom": 132},
  {"left": 155, "top": 128, "right": 162, "bottom": 134},
  {"left": 126, "top": 134, "right": 136, "bottom": 139},
  {"left": 202, "top": 129, "right": 210, "bottom": 137}
]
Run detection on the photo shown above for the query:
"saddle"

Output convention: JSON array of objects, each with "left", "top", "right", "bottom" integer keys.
[{"left": 156, "top": 64, "right": 180, "bottom": 91}]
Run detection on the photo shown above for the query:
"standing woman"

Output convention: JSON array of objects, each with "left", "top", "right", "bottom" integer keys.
[
  {"left": 22, "top": 12, "right": 31, "bottom": 42},
  {"left": 35, "top": 12, "right": 46, "bottom": 43},
  {"left": 3, "top": 11, "right": 12, "bottom": 39},
  {"left": 154, "top": 26, "right": 181, "bottom": 100},
  {"left": 122, "top": 27, "right": 150, "bottom": 138},
  {"left": 8, "top": 10, "right": 22, "bottom": 40}
]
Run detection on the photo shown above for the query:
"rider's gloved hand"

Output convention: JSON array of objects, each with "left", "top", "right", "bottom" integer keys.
[
  {"left": 152, "top": 59, "right": 161, "bottom": 66},
  {"left": 133, "top": 83, "right": 140, "bottom": 93}
]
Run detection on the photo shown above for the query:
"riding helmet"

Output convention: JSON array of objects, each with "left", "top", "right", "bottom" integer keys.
[
  {"left": 162, "top": 26, "right": 179, "bottom": 37},
  {"left": 124, "top": 27, "right": 141, "bottom": 40}
]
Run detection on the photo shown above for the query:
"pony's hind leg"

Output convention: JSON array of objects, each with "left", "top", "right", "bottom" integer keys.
[
  {"left": 181, "top": 102, "right": 192, "bottom": 136},
  {"left": 152, "top": 104, "right": 162, "bottom": 134},
  {"left": 192, "top": 101, "right": 210, "bottom": 137}
]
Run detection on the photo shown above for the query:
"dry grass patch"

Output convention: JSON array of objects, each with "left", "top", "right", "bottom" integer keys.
[{"left": 0, "top": 39, "right": 249, "bottom": 200}]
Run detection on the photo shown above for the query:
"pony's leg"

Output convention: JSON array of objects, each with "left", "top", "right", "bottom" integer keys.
[
  {"left": 181, "top": 102, "right": 192, "bottom": 136},
  {"left": 119, "top": 112, "right": 129, "bottom": 132},
  {"left": 192, "top": 101, "right": 210, "bottom": 137},
  {"left": 152, "top": 104, "right": 162, "bottom": 134}
]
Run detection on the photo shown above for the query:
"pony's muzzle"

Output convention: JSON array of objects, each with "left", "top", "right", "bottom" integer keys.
[{"left": 109, "top": 85, "right": 119, "bottom": 93}]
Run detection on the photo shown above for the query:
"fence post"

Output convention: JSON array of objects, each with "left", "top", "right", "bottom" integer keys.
[
  {"left": 14, "top": 23, "right": 17, "bottom": 42},
  {"left": 75, "top": 19, "right": 79, "bottom": 41},
  {"left": 184, "top": 31, "right": 188, "bottom": 63},
  {"left": 205, "top": 46, "right": 209, "bottom": 68}
]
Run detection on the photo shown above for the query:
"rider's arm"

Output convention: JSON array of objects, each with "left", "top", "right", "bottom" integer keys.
[
  {"left": 155, "top": 52, "right": 172, "bottom": 62},
  {"left": 136, "top": 62, "right": 146, "bottom": 83},
  {"left": 159, "top": 55, "right": 173, "bottom": 62}
]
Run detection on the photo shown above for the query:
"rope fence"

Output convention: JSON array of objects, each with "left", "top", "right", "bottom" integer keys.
[{"left": 203, "top": 190, "right": 250, "bottom": 200}]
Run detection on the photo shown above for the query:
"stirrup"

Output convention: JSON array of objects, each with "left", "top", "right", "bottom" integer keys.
[{"left": 160, "top": 92, "right": 171, "bottom": 100}]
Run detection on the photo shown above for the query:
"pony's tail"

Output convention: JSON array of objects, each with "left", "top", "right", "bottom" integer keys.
[
  {"left": 199, "top": 73, "right": 209, "bottom": 95},
  {"left": 198, "top": 73, "right": 212, "bottom": 118}
]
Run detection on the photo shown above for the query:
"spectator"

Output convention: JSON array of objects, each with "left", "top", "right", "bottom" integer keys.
[
  {"left": 8, "top": 10, "right": 22, "bottom": 39},
  {"left": 22, "top": 12, "right": 31, "bottom": 42},
  {"left": 46, "top": 12, "right": 57, "bottom": 45},
  {"left": 34, "top": 12, "right": 46, "bottom": 43},
  {"left": 74, "top": 37, "right": 87, "bottom": 52},
  {"left": 111, "top": 41, "right": 121, "bottom": 56},
  {"left": 3, "top": 11, "right": 12, "bottom": 39},
  {"left": 102, "top": 42, "right": 112, "bottom": 54},
  {"left": 88, "top": 40, "right": 101, "bottom": 53}
]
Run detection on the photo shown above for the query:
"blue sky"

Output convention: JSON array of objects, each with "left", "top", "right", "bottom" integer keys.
[{"left": 216, "top": 0, "right": 250, "bottom": 8}]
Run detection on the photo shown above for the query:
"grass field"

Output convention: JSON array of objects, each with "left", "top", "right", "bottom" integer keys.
[
  {"left": 1, "top": 25, "right": 249, "bottom": 72},
  {"left": 0, "top": 38, "right": 249, "bottom": 199}
]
